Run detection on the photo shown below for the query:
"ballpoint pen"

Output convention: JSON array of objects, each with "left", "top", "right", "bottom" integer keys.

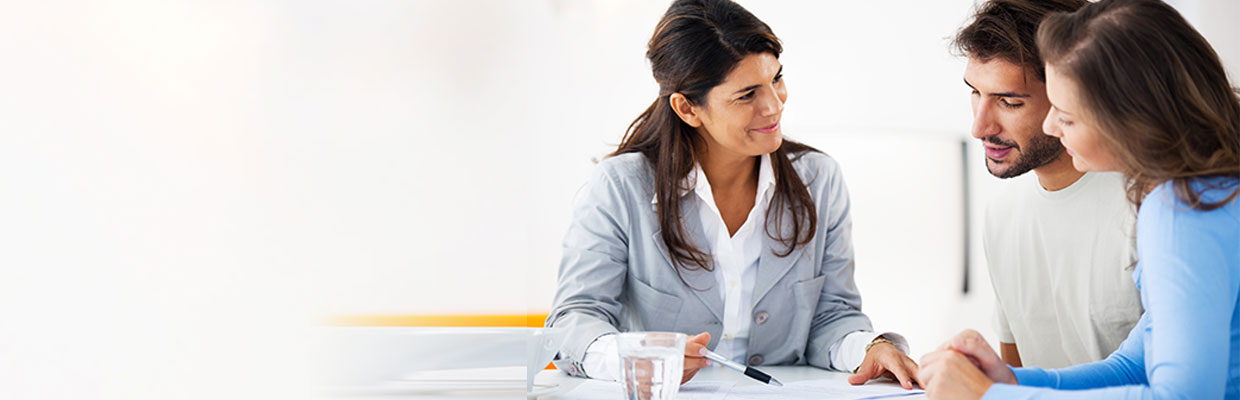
[{"left": 701, "top": 349, "right": 783, "bottom": 387}]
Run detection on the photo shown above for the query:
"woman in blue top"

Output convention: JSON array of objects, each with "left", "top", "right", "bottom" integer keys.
[{"left": 916, "top": 0, "right": 1240, "bottom": 398}]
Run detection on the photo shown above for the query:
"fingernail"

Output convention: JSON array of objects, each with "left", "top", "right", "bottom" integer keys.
[
  {"left": 706, "top": 359, "right": 713, "bottom": 366},
  {"left": 699, "top": 348, "right": 708, "bottom": 356}
]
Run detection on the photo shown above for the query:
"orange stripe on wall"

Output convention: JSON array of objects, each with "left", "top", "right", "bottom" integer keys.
[
  {"left": 322, "top": 314, "right": 556, "bottom": 369},
  {"left": 323, "top": 314, "right": 549, "bottom": 328}
]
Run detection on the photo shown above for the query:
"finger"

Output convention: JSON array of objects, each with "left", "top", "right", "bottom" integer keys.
[
  {"left": 915, "top": 356, "right": 941, "bottom": 389},
  {"left": 919, "top": 348, "right": 955, "bottom": 367},
  {"left": 882, "top": 359, "right": 914, "bottom": 390},
  {"left": 951, "top": 333, "right": 1003, "bottom": 372},
  {"left": 679, "top": 369, "right": 699, "bottom": 383},
  {"left": 685, "top": 332, "right": 711, "bottom": 356},
  {"left": 950, "top": 329, "right": 984, "bottom": 347},
  {"left": 904, "top": 359, "right": 923, "bottom": 388},
  {"left": 940, "top": 329, "right": 981, "bottom": 352},
  {"left": 847, "top": 358, "right": 878, "bottom": 385},
  {"left": 684, "top": 355, "right": 710, "bottom": 370},
  {"left": 918, "top": 350, "right": 941, "bottom": 367}
]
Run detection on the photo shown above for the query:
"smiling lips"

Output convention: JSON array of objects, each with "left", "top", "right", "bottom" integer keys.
[
  {"left": 984, "top": 144, "right": 1014, "bottom": 159},
  {"left": 752, "top": 122, "right": 779, "bottom": 134}
]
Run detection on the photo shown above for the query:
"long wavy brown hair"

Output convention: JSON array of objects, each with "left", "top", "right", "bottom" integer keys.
[
  {"left": 1037, "top": 0, "right": 1240, "bottom": 210},
  {"left": 612, "top": 0, "right": 819, "bottom": 278}
]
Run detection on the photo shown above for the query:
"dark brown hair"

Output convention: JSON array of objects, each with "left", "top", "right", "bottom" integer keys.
[
  {"left": 1037, "top": 0, "right": 1240, "bottom": 210},
  {"left": 953, "top": 0, "right": 1087, "bottom": 81},
  {"left": 612, "top": 0, "right": 818, "bottom": 277}
]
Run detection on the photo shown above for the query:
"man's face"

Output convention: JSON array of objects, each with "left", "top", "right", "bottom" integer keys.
[{"left": 964, "top": 57, "right": 1064, "bottom": 178}]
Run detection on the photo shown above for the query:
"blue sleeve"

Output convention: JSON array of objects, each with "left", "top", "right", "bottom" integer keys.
[
  {"left": 983, "top": 316, "right": 1146, "bottom": 399},
  {"left": 982, "top": 187, "right": 1236, "bottom": 399}
]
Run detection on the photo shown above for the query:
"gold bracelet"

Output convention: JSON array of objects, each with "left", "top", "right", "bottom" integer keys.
[{"left": 865, "top": 337, "right": 894, "bottom": 354}]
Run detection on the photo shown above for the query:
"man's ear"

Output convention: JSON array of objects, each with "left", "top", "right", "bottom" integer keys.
[{"left": 669, "top": 93, "right": 703, "bottom": 128}]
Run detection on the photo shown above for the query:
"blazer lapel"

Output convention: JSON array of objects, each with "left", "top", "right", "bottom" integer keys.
[
  {"left": 751, "top": 202, "right": 810, "bottom": 305},
  {"left": 651, "top": 199, "right": 724, "bottom": 323}
]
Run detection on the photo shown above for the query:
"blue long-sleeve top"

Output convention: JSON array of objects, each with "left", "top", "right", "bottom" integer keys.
[{"left": 983, "top": 178, "right": 1240, "bottom": 399}]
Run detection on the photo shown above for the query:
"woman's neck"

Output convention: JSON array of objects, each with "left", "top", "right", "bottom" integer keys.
[{"left": 697, "top": 146, "right": 758, "bottom": 194}]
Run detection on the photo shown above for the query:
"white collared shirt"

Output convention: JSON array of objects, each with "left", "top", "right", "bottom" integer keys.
[
  {"left": 690, "top": 153, "right": 775, "bottom": 364},
  {"left": 581, "top": 154, "right": 906, "bottom": 380}
]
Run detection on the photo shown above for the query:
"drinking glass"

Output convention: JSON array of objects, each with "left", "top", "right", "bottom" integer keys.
[{"left": 615, "top": 332, "right": 685, "bottom": 400}]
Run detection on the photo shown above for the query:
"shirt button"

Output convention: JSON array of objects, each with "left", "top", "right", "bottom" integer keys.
[
  {"left": 754, "top": 311, "right": 769, "bottom": 325},
  {"left": 724, "top": 334, "right": 733, "bottom": 339},
  {"left": 748, "top": 354, "right": 764, "bottom": 366}
]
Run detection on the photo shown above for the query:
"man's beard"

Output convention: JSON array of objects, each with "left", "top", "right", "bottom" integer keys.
[{"left": 986, "top": 133, "right": 1065, "bottom": 179}]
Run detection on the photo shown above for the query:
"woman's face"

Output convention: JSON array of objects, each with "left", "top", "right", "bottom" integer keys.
[
  {"left": 692, "top": 52, "right": 786, "bottom": 160},
  {"left": 1042, "top": 64, "right": 1119, "bottom": 172}
]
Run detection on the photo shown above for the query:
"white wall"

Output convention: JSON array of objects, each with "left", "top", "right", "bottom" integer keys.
[{"left": 1, "top": 1, "right": 1237, "bottom": 399}]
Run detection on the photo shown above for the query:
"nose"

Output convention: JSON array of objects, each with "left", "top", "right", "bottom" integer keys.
[
  {"left": 1042, "top": 108, "right": 1061, "bottom": 138},
  {"left": 971, "top": 101, "right": 1000, "bottom": 139},
  {"left": 758, "top": 87, "right": 783, "bottom": 117}
]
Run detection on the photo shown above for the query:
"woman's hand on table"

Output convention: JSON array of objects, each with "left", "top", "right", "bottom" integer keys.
[{"left": 848, "top": 337, "right": 921, "bottom": 389}]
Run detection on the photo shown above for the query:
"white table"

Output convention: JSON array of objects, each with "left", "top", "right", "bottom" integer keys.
[
  {"left": 536, "top": 366, "right": 927, "bottom": 399},
  {"left": 324, "top": 366, "right": 928, "bottom": 399}
]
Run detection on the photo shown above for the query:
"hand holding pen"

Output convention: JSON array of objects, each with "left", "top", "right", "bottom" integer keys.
[
  {"left": 681, "top": 332, "right": 713, "bottom": 384},
  {"left": 701, "top": 349, "right": 783, "bottom": 386},
  {"left": 681, "top": 331, "right": 783, "bottom": 386}
]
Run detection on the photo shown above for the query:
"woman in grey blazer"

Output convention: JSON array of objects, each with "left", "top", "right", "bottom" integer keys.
[{"left": 546, "top": 0, "right": 920, "bottom": 389}]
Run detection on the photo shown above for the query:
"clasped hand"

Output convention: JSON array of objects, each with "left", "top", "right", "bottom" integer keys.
[{"left": 916, "top": 329, "right": 1018, "bottom": 400}]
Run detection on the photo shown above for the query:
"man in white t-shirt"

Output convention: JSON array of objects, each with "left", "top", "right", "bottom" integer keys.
[{"left": 951, "top": 0, "right": 1142, "bottom": 368}]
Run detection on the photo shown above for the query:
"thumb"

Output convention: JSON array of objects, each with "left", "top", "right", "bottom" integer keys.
[{"left": 846, "top": 360, "right": 874, "bottom": 385}]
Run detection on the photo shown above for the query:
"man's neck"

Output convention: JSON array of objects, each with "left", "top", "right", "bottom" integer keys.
[{"left": 1033, "top": 152, "right": 1086, "bottom": 191}]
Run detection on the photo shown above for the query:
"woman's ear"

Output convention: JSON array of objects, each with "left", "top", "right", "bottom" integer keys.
[{"left": 669, "top": 93, "right": 703, "bottom": 127}]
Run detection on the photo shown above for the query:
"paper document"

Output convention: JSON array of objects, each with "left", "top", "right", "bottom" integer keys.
[
  {"left": 560, "top": 380, "right": 735, "bottom": 400},
  {"left": 560, "top": 378, "right": 922, "bottom": 400},
  {"left": 726, "top": 379, "right": 924, "bottom": 400}
]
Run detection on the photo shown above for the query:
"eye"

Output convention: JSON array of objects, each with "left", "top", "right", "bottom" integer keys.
[
  {"left": 999, "top": 98, "right": 1024, "bottom": 109},
  {"left": 773, "top": 73, "right": 783, "bottom": 84},
  {"left": 738, "top": 91, "right": 755, "bottom": 101},
  {"left": 1057, "top": 117, "right": 1074, "bottom": 127}
]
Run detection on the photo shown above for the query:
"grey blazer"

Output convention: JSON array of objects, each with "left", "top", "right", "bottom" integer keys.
[{"left": 546, "top": 151, "right": 873, "bottom": 376}]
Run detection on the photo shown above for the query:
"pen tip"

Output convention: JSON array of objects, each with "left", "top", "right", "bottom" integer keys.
[{"left": 769, "top": 378, "right": 783, "bottom": 387}]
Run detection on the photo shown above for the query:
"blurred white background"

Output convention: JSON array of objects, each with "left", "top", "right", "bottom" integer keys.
[{"left": 0, "top": 0, "right": 1236, "bottom": 399}]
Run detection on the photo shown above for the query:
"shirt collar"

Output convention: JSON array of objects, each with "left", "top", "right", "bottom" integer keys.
[{"left": 650, "top": 153, "right": 776, "bottom": 204}]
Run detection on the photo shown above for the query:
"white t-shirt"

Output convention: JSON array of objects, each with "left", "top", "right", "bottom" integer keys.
[{"left": 983, "top": 171, "right": 1143, "bottom": 369}]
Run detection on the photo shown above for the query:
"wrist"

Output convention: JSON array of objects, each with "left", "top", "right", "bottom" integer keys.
[
  {"left": 973, "top": 378, "right": 995, "bottom": 400},
  {"left": 865, "top": 336, "right": 896, "bottom": 354}
]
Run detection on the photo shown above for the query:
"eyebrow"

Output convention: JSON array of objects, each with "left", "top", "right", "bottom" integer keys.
[
  {"left": 1052, "top": 105, "right": 1074, "bottom": 116},
  {"left": 963, "top": 77, "right": 1032, "bottom": 98},
  {"left": 733, "top": 65, "right": 784, "bottom": 96}
]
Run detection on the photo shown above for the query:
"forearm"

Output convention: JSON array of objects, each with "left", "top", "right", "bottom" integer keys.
[
  {"left": 547, "top": 312, "right": 618, "bottom": 376},
  {"left": 1000, "top": 342, "right": 1022, "bottom": 367},
  {"left": 805, "top": 309, "right": 872, "bottom": 370}
]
